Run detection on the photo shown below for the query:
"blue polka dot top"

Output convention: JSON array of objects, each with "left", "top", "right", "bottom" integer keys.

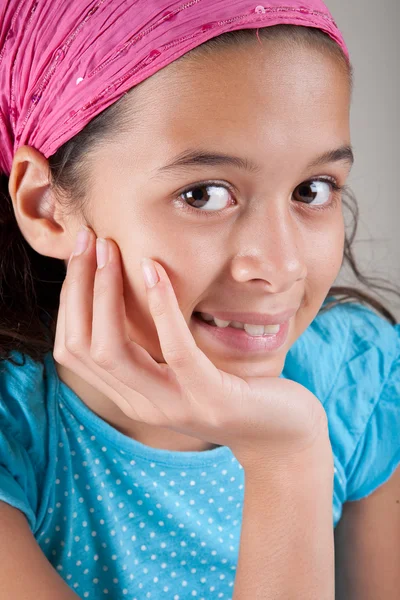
[{"left": 0, "top": 302, "right": 399, "bottom": 599}]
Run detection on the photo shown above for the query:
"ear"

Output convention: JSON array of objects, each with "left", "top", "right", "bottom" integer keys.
[{"left": 8, "top": 145, "right": 79, "bottom": 260}]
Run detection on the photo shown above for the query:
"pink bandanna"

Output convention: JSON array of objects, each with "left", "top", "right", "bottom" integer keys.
[{"left": 0, "top": 0, "right": 349, "bottom": 177}]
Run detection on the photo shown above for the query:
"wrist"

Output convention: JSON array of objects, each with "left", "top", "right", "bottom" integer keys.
[{"left": 238, "top": 429, "right": 333, "bottom": 483}]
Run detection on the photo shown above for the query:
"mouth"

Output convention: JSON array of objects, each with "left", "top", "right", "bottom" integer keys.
[
  {"left": 191, "top": 311, "right": 292, "bottom": 354},
  {"left": 192, "top": 312, "right": 281, "bottom": 337}
]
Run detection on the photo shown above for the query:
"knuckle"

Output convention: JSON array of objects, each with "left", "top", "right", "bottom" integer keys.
[
  {"left": 53, "top": 345, "right": 69, "bottom": 365},
  {"left": 94, "top": 279, "right": 108, "bottom": 301},
  {"left": 163, "top": 344, "right": 191, "bottom": 369},
  {"left": 148, "top": 296, "right": 165, "bottom": 319},
  {"left": 90, "top": 344, "right": 116, "bottom": 371},
  {"left": 65, "top": 335, "right": 84, "bottom": 357},
  {"left": 68, "top": 275, "right": 82, "bottom": 292}
]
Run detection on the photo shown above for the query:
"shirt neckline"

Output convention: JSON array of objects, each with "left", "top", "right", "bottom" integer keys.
[{"left": 45, "top": 352, "right": 234, "bottom": 468}]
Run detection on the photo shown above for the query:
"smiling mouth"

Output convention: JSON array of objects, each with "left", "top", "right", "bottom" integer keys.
[{"left": 192, "top": 312, "right": 281, "bottom": 337}]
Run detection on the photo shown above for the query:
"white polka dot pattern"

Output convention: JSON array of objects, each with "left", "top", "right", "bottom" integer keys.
[
  {"left": 2, "top": 303, "right": 398, "bottom": 597},
  {"left": 37, "top": 390, "right": 344, "bottom": 599},
  {"left": 37, "top": 397, "right": 246, "bottom": 599},
  {"left": 0, "top": 330, "right": 355, "bottom": 597}
]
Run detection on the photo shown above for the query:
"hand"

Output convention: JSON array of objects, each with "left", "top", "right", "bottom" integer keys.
[{"left": 54, "top": 227, "right": 329, "bottom": 468}]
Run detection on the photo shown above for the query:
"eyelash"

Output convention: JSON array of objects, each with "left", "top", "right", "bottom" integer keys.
[{"left": 174, "top": 177, "right": 345, "bottom": 218}]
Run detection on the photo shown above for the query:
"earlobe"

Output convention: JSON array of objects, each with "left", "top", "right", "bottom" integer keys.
[{"left": 8, "top": 145, "right": 72, "bottom": 260}]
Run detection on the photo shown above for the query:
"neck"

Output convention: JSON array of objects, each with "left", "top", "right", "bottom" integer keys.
[{"left": 55, "top": 360, "right": 220, "bottom": 453}]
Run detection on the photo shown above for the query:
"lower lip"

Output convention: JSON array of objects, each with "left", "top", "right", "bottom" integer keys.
[{"left": 192, "top": 314, "right": 290, "bottom": 354}]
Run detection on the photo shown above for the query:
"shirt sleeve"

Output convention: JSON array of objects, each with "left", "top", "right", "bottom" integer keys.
[
  {"left": 345, "top": 326, "right": 400, "bottom": 501},
  {"left": 0, "top": 421, "right": 38, "bottom": 529},
  {"left": 0, "top": 353, "right": 51, "bottom": 530}
]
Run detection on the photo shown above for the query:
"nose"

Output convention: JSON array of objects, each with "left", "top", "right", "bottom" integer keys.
[{"left": 229, "top": 203, "right": 307, "bottom": 294}]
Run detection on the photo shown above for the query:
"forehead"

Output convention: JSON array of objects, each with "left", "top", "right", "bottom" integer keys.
[{"left": 120, "top": 40, "right": 351, "bottom": 165}]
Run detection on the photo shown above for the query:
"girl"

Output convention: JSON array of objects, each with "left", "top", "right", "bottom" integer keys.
[{"left": 0, "top": 0, "right": 399, "bottom": 598}]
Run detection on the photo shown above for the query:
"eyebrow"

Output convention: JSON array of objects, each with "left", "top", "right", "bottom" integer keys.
[{"left": 154, "top": 145, "right": 354, "bottom": 176}]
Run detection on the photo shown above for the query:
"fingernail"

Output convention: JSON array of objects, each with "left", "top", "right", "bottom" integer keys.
[
  {"left": 141, "top": 258, "right": 159, "bottom": 288},
  {"left": 96, "top": 238, "right": 109, "bottom": 269},
  {"left": 74, "top": 226, "right": 90, "bottom": 256}
]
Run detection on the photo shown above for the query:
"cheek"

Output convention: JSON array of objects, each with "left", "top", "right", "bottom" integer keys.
[
  {"left": 119, "top": 232, "right": 217, "bottom": 361},
  {"left": 306, "top": 216, "right": 345, "bottom": 291},
  {"left": 290, "top": 216, "right": 345, "bottom": 345}
]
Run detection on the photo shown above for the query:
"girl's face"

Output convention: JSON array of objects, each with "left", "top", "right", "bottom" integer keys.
[{"left": 80, "top": 39, "right": 352, "bottom": 379}]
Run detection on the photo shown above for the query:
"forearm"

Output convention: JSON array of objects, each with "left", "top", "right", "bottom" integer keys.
[{"left": 233, "top": 441, "right": 334, "bottom": 600}]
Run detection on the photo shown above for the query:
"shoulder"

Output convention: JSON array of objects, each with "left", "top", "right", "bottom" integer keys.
[
  {"left": 0, "top": 350, "right": 53, "bottom": 441},
  {"left": 285, "top": 302, "right": 400, "bottom": 509},
  {"left": 284, "top": 301, "right": 399, "bottom": 404},
  {"left": 311, "top": 302, "right": 399, "bottom": 419},
  {"left": 0, "top": 351, "right": 59, "bottom": 530}
]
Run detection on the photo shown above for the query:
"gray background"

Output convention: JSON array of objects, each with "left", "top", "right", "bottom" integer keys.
[{"left": 325, "top": 0, "right": 400, "bottom": 321}]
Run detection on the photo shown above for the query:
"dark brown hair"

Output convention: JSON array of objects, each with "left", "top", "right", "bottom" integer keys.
[{"left": 0, "top": 24, "right": 399, "bottom": 366}]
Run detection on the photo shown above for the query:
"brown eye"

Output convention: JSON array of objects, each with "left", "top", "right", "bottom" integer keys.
[
  {"left": 180, "top": 184, "right": 231, "bottom": 211},
  {"left": 293, "top": 180, "right": 332, "bottom": 205}
]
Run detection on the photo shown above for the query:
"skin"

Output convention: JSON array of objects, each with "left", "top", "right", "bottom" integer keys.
[
  {"left": 8, "top": 38, "right": 352, "bottom": 452},
  {"left": 7, "top": 37, "right": 400, "bottom": 600}
]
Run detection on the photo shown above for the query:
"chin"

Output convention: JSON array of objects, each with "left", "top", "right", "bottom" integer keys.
[{"left": 208, "top": 353, "right": 286, "bottom": 379}]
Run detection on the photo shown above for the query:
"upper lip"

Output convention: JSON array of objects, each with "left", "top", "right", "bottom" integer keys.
[{"left": 195, "top": 308, "right": 299, "bottom": 326}]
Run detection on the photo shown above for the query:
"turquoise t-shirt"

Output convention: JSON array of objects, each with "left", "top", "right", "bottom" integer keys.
[{"left": 0, "top": 302, "right": 399, "bottom": 600}]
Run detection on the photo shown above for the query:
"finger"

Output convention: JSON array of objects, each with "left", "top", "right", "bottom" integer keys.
[
  {"left": 90, "top": 238, "right": 133, "bottom": 369},
  {"left": 90, "top": 238, "right": 173, "bottom": 406},
  {"left": 64, "top": 227, "right": 96, "bottom": 359},
  {"left": 53, "top": 242, "right": 148, "bottom": 421},
  {"left": 53, "top": 277, "right": 67, "bottom": 363},
  {"left": 142, "top": 258, "right": 221, "bottom": 398}
]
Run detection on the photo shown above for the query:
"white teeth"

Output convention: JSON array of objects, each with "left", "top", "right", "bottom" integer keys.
[
  {"left": 263, "top": 324, "right": 280, "bottom": 334},
  {"left": 213, "top": 317, "right": 231, "bottom": 328},
  {"left": 243, "top": 324, "right": 267, "bottom": 336},
  {"left": 243, "top": 323, "right": 281, "bottom": 336},
  {"left": 199, "top": 313, "right": 280, "bottom": 336},
  {"left": 231, "top": 321, "right": 245, "bottom": 329}
]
